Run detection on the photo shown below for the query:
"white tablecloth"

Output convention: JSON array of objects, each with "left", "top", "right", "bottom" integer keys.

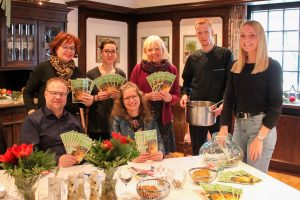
[{"left": 1, "top": 156, "right": 300, "bottom": 200}]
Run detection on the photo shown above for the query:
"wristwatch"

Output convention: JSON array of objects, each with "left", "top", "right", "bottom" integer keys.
[{"left": 257, "top": 133, "right": 265, "bottom": 141}]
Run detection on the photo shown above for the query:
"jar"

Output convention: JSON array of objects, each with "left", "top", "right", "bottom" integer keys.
[{"left": 199, "top": 133, "right": 244, "bottom": 169}]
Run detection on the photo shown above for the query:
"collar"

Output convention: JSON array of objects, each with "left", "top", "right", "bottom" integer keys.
[{"left": 43, "top": 106, "right": 69, "bottom": 120}]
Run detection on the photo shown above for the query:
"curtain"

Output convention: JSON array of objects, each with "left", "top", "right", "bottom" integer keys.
[
  {"left": 0, "top": 0, "right": 11, "bottom": 27},
  {"left": 228, "top": 5, "right": 247, "bottom": 59}
]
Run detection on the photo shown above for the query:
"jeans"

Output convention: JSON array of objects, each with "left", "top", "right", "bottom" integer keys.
[{"left": 233, "top": 114, "right": 277, "bottom": 173}]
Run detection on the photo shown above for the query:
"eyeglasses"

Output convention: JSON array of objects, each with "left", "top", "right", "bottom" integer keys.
[
  {"left": 102, "top": 49, "right": 117, "bottom": 55},
  {"left": 62, "top": 45, "right": 76, "bottom": 52},
  {"left": 123, "top": 95, "right": 139, "bottom": 101},
  {"left": 46, "top": 90, "right": 68, "bottom": 97}
]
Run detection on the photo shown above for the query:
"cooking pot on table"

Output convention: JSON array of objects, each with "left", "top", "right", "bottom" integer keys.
[{"left": 186, "top": 101, "right": 216, "bottom": 126}]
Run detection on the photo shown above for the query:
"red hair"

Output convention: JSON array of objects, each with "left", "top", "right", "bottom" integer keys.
[{"left": 50, "top": 32, "right": 81, "bottom": 58}]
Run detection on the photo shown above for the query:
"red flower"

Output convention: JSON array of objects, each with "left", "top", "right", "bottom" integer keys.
[
  {"left": 111, "top": 132, "right": 122, "bottom": 140},
  {"left": 102, "top": 140, "right": 113, "bottom": 150},
  {"left": 12, "top": 144, "right": 33, "bottom": 158},
  {"left": 120, "top": 136, "right": 128, "bottom": 144},
  {"left": 0, "top": 147, "right": 17, "bottom": 163},
  {"left": 0, "top": 144, "right": 33, "bottom": 164}
]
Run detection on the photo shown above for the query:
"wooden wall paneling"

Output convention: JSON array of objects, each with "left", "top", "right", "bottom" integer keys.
[
  {"left": 127, "top": 17, "right": 137, "bottom": 76},
  {"left": 78, "top": 7, "right": 88, "bottom": 75},
  {"left": 172, "top": 17, "right": 180, "bottom": 70}
]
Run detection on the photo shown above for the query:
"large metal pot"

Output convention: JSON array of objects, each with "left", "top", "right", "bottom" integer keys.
[{"left": 186, "top": 101, "right": 216, "bottom": 126}]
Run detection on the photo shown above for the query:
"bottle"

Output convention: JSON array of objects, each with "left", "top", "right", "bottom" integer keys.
[
  {"left": 28, "top": 24, "right": 34, "bottom": 61},
  {"left": 14, "top": 24, "right": 21, "bottom": 61},
  {"left": 7, "top": 24, "right": 14, "bottom": 61},
  {"left": 21, "top": 24, "right": 28, "bottom": 61}
]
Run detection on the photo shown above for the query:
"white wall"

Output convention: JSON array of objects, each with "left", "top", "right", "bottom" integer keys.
[{"left": 86, "top": 18, "right": 128, "bottom": 76}]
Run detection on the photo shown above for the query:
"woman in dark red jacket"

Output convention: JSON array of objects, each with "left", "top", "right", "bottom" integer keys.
[{"left": 130, "top": 35, "right": 180, "bottom": 154}]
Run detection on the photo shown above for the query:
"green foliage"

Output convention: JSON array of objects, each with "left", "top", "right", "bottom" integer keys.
[
  {"left": 1, "top": 150, "right": 56, "bottom": 178},
  {"left": 84, "top": 137, "right": 139, "bottom": 170}
]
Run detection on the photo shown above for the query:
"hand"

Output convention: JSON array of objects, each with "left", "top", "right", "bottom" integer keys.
[
  {"left": 145, "top": 92, "right": 163, "bottom": 101},
  {"left": 180, "top": 95, "right": 188, "bottom": 108},
  {"left": 77, "top": 93, "right": 94, "bottom": 106},
  {"left": 184, "top": 132, "right": 191, "bottom": 143},
  {"left": 96, "top": 91, "right": 111, "bottom": 101},
  {"left": 28, "top": 109, "right": 35, "bottom": 115},
  {"left": 159, "top": 90, "right": 172, "bottom": 102},
  {"left": 110, "top": 89, "right": 120, "bottom": 100},
  {"left": 216, "top": 126, "right": 228, "bottom": 147},
  {"left": 249, "top": 138, "right": 263, "bottom": 161},
  {"left": 210, "top": 103, "right": 223, "bottom": 117},
  {"left": 148, "top": 151, "right": 164, "bottom": 161},
  {"left": 58, "top": 154, "right": 77, "bottom": 167},
  {"left": 132, "top": 152, "right": 150, "bottom": 163}
]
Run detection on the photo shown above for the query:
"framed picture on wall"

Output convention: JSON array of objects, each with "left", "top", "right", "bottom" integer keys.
[
  {"left": 96, "top": 35, "right": 120, "bottom": 63},
  {"left": 141, "top": 36, "right": 169, "bottom": 58},
  {"left": 183, "top": 34, "right": 217, "bottom": 63}
]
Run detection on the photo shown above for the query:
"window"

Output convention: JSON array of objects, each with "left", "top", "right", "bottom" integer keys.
[{"left": 248, "top": 3, "right": 300, "bottom": 91}]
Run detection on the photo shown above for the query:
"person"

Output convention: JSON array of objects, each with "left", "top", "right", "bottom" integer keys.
[
  {"left": 179, "top": 18, "right": 234, "bottom": 155},
  {"left": 130, "top": 35, "right": 180, "bottom": 154},
  {"left": 218, "top": 20, "right": 283, "bottom": 173},
  {"left": 0, "top": 120, "right": 6, "bottom": 154},
  {"left": 86, "top": 39, "right": 126, "bottom": 141},
  {"left": 111, "top": 82, "right": 165, "bottom": 162},
  {"left": 21, "top": 77, "right": 84, "bottom": 167},
  {"left": 23, "top": 32, "right": 93, "bottom": 116}
]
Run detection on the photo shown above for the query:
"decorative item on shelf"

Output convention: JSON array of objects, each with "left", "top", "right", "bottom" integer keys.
[
  {"left": 84, "top": 132, "right": 140, "bottom": 200},
  {"left": 22, "top": 0, "right": 50, "bottom": 5},
  {"left": 0, "top": 144, "right": 56, "bottom": 200},
  {"left": 199, "top": 133, "right": 244, "bottom": 170}
]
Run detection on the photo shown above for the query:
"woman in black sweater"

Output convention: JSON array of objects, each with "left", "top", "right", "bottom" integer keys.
[{"left": 218, "top": 21, "right": 283, "bottom": 173}]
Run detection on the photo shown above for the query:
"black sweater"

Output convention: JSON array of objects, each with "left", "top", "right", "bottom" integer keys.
[
  {"left": 220, "top": 58, "right": 283, "bottom": 129},
  {"left": 23, "top": 61, "right": 83, "bottom": 115},
  {"left": 181, "top": 46, "right": 234, "bottom": 103}
]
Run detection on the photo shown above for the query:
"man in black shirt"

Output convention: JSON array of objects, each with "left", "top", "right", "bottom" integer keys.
[
  {"left": 180, "top": 18, "right": 234, "bottom": 155},
  {"left": 21, "top": 77, "right": 84, "bottom": 167}
]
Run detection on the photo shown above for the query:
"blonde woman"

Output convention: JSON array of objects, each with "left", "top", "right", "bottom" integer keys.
[
  {"left": 130, "top": 35, "right": 180, "bottom": 154},
  {"left": 218, "top": 21, "right": 283, "bottom": 173}
]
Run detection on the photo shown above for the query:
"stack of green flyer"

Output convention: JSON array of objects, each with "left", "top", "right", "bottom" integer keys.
[
  {"left": 201, "top": 183, "right": 242, "bottom": 200},
  {"left": 60, "top": 131, "right": 93, "bottom": 163},
  {"left": 134, "top": 129, "right": 158, "bottom": 154},
  {"left": 146, "top": 71, "right": 176, "bottom": 92},
  {"left": 218, "top": 170, "right": 262, "bottom": 185},
  {"left": 93, "top": 74, "right": 126, "bottom": 93},
  {"left": 70, "top": 78, "right": 94, "bottom": 103}
]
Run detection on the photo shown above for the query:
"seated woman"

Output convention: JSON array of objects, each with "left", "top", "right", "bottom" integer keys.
[{"left": 111, "top": 82, "right": 165, "bottom": 162}]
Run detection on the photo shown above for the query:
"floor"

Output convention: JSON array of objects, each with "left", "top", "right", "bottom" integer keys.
[{"left": 268, "top": 169, "right": 300, "bottom": 191}]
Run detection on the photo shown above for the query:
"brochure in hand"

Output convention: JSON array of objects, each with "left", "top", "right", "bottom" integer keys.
[
  {"left": 70, "top": 78, "right": 94, "bottom": 103},
  {"left": 60, "top": 131, "right": 93, "bottom": 163},
  {"left": 218, "top": 170, "right": 262, "bottom": 185},
  {"left": 134, "top": 129, "right": 158, "bottom": 154},
  {"left": 93, "top": 74, "right": 126, "bottom": 93},
  {"left": 201, "top": 183, "right": 242, "bottom": 200},
  {"left": 146, "top": 71, "right": 176, "bottom": 92}
]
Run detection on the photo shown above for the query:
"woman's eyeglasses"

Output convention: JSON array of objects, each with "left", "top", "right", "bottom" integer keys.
[
  {"left": 102, "top": 49, "right": 117, "bottom": 55},
  {"left": 123, "top": 95, "right": 139, "bottom": 102},
  {"left": 62, "top": 45, "right": 76, "bottom": 52}
]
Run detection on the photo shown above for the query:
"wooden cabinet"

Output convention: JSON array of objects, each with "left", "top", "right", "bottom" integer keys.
[
  {"left": 0, "top": 0, "right": 70, "bottom": 70},
  {"left": 0, "top": 105, "right": 27, "bottom": 148}
]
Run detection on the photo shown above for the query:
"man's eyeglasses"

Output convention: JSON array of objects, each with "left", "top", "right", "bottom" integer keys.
[
  {"left": 62, "top": 45, "right": 76, "bottom": 52},
  {"left": 102, "top": 49, "right": 117, "bottom": 55},
  {"left": 46, "top": 90, "right": 68, "bottom": 97},
  {"left": 123, "top": 95, "right": 139, "bottom": 102}
]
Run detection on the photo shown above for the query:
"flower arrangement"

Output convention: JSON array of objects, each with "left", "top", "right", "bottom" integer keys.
[
  {"left": 84, "top": 132, "right": 140, "bottom": 169},
  {"left": 0, "top": 144, "right": 56, "bottom": 200}
]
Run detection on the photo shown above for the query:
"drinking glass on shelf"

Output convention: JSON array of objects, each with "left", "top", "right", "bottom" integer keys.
[{"left": 118, "top": 166, "right": 135, "bottom": 200}]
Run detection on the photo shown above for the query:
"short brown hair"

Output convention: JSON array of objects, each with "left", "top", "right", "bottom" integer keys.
[
  {"left": 45, "top": 77, "right": 69, "bottom": 93},
  {"left": 50, "top": 32, "right": 81, "bottom": 58},
  {"left": 100, "top": 39, "right": 118, "bottom": 51}
]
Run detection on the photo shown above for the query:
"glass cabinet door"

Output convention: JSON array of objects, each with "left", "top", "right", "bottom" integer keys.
[{"left": 38, "top": 21, "right": 65, "bottom": 63}]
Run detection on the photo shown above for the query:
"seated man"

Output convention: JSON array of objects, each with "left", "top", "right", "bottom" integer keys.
[{"left": 21, "top": 77, "right": 84, "bottom": 167}]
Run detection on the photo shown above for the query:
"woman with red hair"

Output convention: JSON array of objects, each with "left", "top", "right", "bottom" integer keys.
[{"left": 23, "top": 32, "right": 93, "bottom": 115}]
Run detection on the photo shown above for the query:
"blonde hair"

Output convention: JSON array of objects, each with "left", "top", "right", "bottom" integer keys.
[
  {"left": 45, "top": 77, "right": 69, "bottom": 93},
  {"left": 195, "top": 18, "right": 213, "bottom": 30},
  {"left": 142, "top": 35, "right": 169, "bottom": 61},
  {"left": 231, "top": 20, "right": 269, "bottom": 74}
]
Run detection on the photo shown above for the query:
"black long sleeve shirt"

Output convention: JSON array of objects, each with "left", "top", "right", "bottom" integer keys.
[
  {"left": 220, "top": 58, "right": 283, "bottom": 129},
  {"left": 181, "top": 46, "right": 234, "bottom": 103}
]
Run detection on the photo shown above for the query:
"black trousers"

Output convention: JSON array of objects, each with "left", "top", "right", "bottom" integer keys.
[{"left": 189, "top": 119, "right": 220, "bottom": 155}]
